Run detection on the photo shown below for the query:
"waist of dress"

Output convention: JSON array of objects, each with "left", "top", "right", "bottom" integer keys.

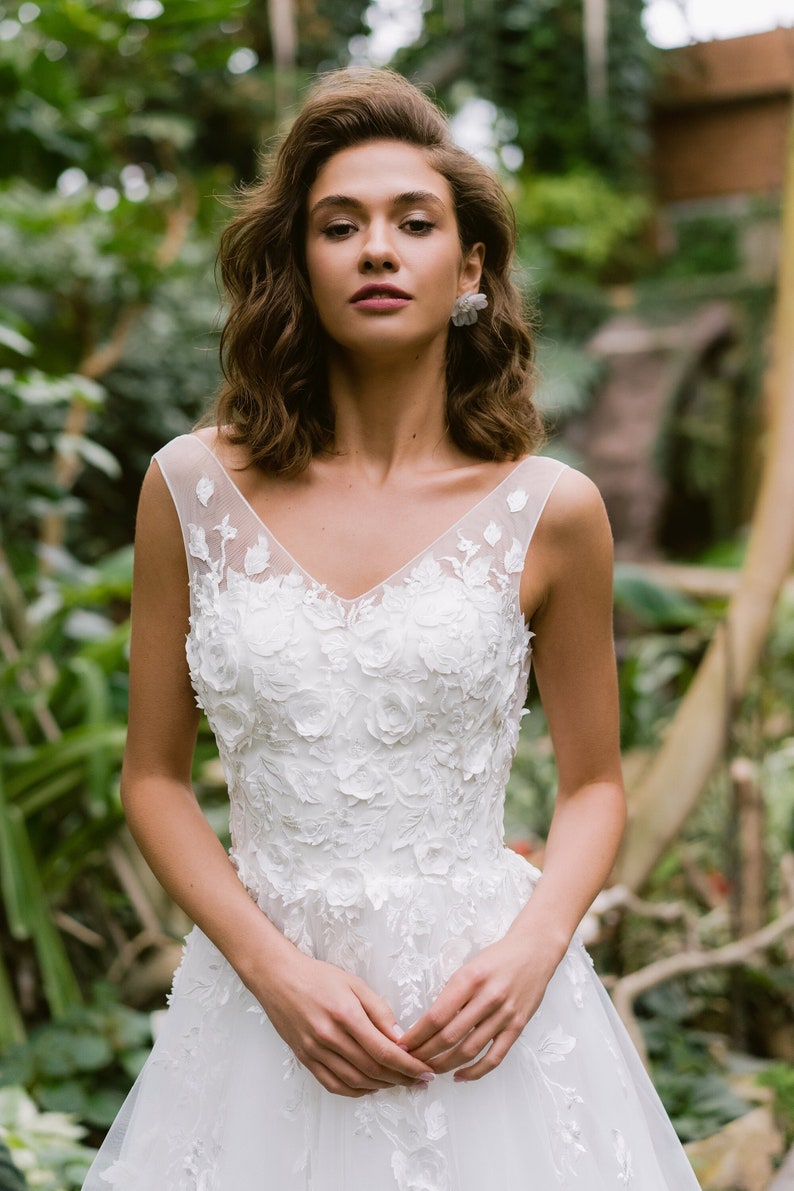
[{"left": 229, "top": 841, "right": 541, "bottom": 911}]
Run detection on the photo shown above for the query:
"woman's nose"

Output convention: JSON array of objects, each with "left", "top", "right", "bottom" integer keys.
[{"left": 359, "top": 222, "right": 398, "bottom": 272}]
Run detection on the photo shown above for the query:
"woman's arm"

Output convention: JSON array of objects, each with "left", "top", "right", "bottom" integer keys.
[
  {"left": 122, "top": 460, "right": 434, "bottom": 1096},
  {"left": 395, "top": 469, "right": 625, "bottom": 1079}
]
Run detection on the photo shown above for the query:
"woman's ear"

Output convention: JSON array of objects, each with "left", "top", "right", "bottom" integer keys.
[{"left": 458, "top": 242, "right": 486, "bottom": 296}]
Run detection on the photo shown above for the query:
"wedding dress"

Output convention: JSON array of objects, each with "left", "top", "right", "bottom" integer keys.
[{"left": 82, "top": 432, "right": 701, "bottom": 1190}]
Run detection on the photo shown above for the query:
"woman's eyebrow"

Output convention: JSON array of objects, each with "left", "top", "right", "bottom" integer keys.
[{"left": 308, "top": 190, "right": 448, "bottom": 218}]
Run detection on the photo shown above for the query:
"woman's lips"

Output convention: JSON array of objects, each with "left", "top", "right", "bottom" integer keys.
[{"left": 350, "top": 284, "right": 412, "bottom": 311}]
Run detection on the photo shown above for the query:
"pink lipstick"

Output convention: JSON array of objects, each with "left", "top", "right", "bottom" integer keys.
[{"left": 350, "top": 283, "right": 412, "bottom": 311}]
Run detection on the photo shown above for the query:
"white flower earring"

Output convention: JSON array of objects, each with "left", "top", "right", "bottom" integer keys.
[{"left": 451, "top": 291, "right": 488, "bottom": 327}]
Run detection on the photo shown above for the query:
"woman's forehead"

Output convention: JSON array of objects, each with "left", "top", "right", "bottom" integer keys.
[{"left": 308, "top": 140, "right": 452, "bottom": 207}]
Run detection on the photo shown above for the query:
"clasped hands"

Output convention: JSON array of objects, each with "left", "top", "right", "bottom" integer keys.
[
  {"left": 395, "top": 935, "right": 552, "bottom": 1084},
  {"left": 264, "top": 933, "right": 555, "bottom": 1099}
]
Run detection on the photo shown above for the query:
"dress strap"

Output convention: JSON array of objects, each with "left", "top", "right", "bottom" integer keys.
[{"left": 469, "top": 455, "right": 567, "bottom": 585}]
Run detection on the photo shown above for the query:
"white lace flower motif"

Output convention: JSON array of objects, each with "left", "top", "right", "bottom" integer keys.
[
  {"left": 424, "top": 1099, "right": 448, "bottom": 1141},
  {"left": 538, "top": 1025, "right": 576, "bottom": 1065},
  {"left": 325, "top": 866, "right": 366, "bottom": 908},
  {"left": 503, "top": 537, "right": 525, "bottom": 574},
  {"left": 366, "top": 688, "right": 422, "bottom": 745},
  {"left": 198, "top": 635, "right": 239, "bottom": 693},
  {"left": 483, "top": 520, "right": 502, "bottom": 546},
  {"left": 437, "top": 935, "right": 472, "bottom": 982},
  {"left": 414, "top": 835, "right": 457, "bottom": 877},
  {"left": 353, "top": 624, "right": 404, "bottom": 676},
  {"left": 565, "top": 949, "right": 590, "bottom": 1009},
  {"left": 337, "top": 756, "right": 385, "bottom": 802},
  {"left": 196, "top": 474, "right": 214, "bottom": 507},
  {"left": 391, "top": 1144, "right": 449, "bottom": 1191},
  {"left": 555, "top": 1117, "right": 587, "bottom": 1162},
  {"left": 613, "top": 1129, "right": 634, "bottom": 1186},
  {"left": 188, "top": 523, "right": 210, "bottom": 563},
  {"left": 285, "top": 688, "right": 337, "bottom": 741},
  {"left": 214, "top": 514, "right": 237, "bottom": 543},
  {"left": 461, "top": 734, "right": 492, "bottom": 781},
  {"left": 206, "top": 694, "right": 255, "bottom": 752},
  {"left": 507, "top": 487, "right": 528, "bottom": 512},
  {"left": 244, "top": 533, "right": 270, "bottom": 576}
]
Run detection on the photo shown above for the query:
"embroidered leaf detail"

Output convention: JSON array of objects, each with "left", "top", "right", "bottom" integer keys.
[
  {"left": 244, "top": 533, "right": 271, "bottom": 576},
  {"left": 196, "top": 474, "right": 214, "bottom": 507},
  {"left": 538, "top": 1025, "right": 576, "bottom": 1064},
  {"left": 613, "top": 1129, "right": 634, "bottom": 1185},
  {"left": 483, "top": 520, "right": 502, "bottom": 546},
  {"left": 504, "top": 537, "right": 525, "bottom": 574},
  {"left": 507, "top": 487, "right": 528, "bottom": 512},
  {"left": 188, "top": 523, "right": 210, "bottom": 562},
  {"left": 424, "top": 1099, "right": 448, "bottom": 1141}
]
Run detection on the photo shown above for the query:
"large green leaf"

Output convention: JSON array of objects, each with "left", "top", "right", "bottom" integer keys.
[
  {"left": 0, "top": 772, "right": 81, "bottom": 1017},
  {"left": 613, "top": 563, "right": 704, "bottom": 629}
]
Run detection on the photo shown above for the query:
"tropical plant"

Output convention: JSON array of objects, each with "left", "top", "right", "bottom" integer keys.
[{"left": 0, "top": 1086, "right": 94, "bottom": 1191}]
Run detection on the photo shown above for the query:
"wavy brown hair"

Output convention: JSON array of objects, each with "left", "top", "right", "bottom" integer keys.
[{"left": 211, "top": 68, "right": 543, "bottom": 473}]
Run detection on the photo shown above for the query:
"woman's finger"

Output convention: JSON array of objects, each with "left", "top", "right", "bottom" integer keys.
[
  {"left": 319, "top": 1030, "right": 432, "bottom": 1088},
  {"left": 425, "top": 1007, "right": 505, "bottom": 1073},
  {"left": 452, "top": 1024, "right": 522, "bottom": 1082},
  {"left": 308, "top": 1057, "right": 371, "bottom": 1098},
  {"left": 395, "top": 979, "right": 474, "bottom": 1054},
  {"left": 351, "top": 983, "right": 437, "bottom": 1078}
]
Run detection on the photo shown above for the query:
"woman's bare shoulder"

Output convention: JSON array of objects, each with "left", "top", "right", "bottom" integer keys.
[
  {"left": 189, "top": 424, "right": 249, "bottom": 470},
  {"left": 538, "top": 462, "right": 609, "bottom": 542}
]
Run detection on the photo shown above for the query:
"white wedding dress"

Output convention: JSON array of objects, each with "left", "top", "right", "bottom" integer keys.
[{"left": 82, "top": 433, "right": 701, "bottom": 1190}]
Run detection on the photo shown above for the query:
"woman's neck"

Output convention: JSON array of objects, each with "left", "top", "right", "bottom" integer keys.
[{"left": 324, "top": 343, "right": 460, "bottom": 479}]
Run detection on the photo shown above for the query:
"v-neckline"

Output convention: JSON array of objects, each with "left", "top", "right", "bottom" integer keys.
[{"left": 190, "top": 434, "right": 533, "bottom": 606}]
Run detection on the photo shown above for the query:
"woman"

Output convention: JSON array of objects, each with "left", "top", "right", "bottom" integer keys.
[{"left": 83, "top": 68, "right": 701, "bottom": 1190}]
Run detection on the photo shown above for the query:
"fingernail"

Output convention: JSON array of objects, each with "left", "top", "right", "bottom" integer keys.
[
  {"left": 392, "top": 1024, "right": 404, "bottom": 1038},
  {"left": 453, "top": 1073, "right": 466, "bottom": 1083},
  {"left": 416, "top": 1073, "right": 435, "bottom": 1083}
]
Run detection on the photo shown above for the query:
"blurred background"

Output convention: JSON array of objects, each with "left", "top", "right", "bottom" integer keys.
[{"left": 1, "top": 1, "right": 794, "bottom": 1187}]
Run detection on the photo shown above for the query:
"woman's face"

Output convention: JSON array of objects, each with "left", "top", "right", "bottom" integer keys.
[{"left": 304, "top": 139, "right": 484, "bottom": 358}]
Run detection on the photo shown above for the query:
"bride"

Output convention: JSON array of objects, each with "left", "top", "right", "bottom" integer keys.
[{"left": 82, "top": 66, "right": 701, "bottom": 1190}]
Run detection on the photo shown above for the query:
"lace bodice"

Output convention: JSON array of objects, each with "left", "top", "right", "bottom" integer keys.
[{"left": 156, "top": 433, "right": 565, "bottom": 918}]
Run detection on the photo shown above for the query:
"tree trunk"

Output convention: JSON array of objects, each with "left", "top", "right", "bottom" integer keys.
[
  {"left": 268, "top": 0, "right": 297, "bottom": 118},
  {"left": 614, "top": 105, "right": 794, "bottom": 892},
  {"left": 583, "top": 0, "right": 608, "bottom": 121}
]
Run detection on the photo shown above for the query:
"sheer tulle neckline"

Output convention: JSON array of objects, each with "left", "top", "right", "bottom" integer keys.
[{"left": 191, "top": 434, "right": 533, "bottom": 605}]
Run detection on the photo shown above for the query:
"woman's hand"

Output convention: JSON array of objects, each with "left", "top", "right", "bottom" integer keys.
[
  {"left": 255, "top": 951, "right": 437, "bottom": 1098},
  {"left": 395, "top": 935, "right": 561, "bottom": 1083}
]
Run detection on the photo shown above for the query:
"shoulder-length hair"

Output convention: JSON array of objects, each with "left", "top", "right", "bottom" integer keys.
[{"left": 212, "top": 67, "right": 543, "bottom": 473}]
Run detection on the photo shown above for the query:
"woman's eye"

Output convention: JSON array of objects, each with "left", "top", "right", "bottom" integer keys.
[
  {"left": 322, "top": 222, "right": 356, "bottom": 239},
  {"left": 403, "top": 218, "right": 434, "bottom": 234}
]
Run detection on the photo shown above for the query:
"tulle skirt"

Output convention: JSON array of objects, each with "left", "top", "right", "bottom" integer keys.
[{"left": 82, "top": 857, "right": 702, "bottom": 1190}]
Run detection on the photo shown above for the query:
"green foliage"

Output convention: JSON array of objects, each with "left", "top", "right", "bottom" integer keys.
[
  {"left": 613, "top": 564, "right": 704, "bottom": 630},
  {"left": 515, "top": 171, "right": 651, "bottom": 284},
  {"left": 639, "top": 985, "right": 752, "bottom": 1142},
  {"left": 0, "top": 1137, "right": 27, "bottom": 1191},
  {"left": 663, "top": 216, "right": 741, "bottom": 278},
  {"left": 0, "top": 989, "right": 152, "bottom": 1134},
  {"left": 758, "top": 1063, "right": 794, "bottom": 1146},
  {"left": 0, "top": 1086, "right": 94, "bottom": 1191},
  {"left": 401, "top": 0, "right": 654, "bottom": 181},
  {"left": 0, "top": 0, "right": 362, "bottom": 188},
  {"left": 0, "top": 364, "right": 110, "bottom": 578},
  {"left": 618, "top": 628, "right": 707, "bottom": 752},
  {"left": 532, "top": 339, "right": 605, "bottom": 426},
  {"left": 0, "top": 549, "right": 132, "bottom": 1037},
  {"left": 505, "top": 704, "right": 558, "bottom": 842}
]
